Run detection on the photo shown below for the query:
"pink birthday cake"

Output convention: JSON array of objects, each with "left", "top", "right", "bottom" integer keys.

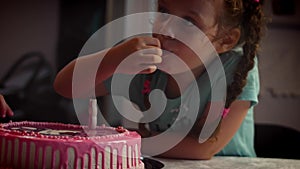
[{"left": 0, "top": 121, "right": 144, "bottom": 169}]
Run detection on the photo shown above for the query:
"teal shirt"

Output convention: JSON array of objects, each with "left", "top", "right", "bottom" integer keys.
[
  {"left": 216, "top": 55, "right": 259, "bottom": 157},
  {"left": 104, "top": 48, "right": 259, "bottom": 157}
]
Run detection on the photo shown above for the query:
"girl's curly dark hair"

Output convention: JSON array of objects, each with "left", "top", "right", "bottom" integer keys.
[
  {"left": 194, "top": 0, "right": 267, "bottom": 141},
  {"left": 221, "top": 0, "right": 267, "bottom": 108}
]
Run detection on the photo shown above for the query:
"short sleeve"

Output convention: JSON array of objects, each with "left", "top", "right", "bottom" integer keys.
[{"left": 237, "top": 57, "right": 260, "bottom": 107}]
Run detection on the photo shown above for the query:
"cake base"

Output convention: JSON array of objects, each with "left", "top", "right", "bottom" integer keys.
[{"left": 0, "top": 121, "right": 144, "bottom": 169}]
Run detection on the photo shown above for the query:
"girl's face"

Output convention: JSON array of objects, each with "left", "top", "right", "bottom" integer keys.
[{"left": 154, "top": 0, "right": 224, "bottom": 74}]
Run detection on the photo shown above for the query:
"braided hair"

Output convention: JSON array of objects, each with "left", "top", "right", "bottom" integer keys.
[
  {"left": 221, "top": 0, "right": 266, "bottom": 108},
  {"left": 196, "top": 0, "right": 267, "bottom": 141}
]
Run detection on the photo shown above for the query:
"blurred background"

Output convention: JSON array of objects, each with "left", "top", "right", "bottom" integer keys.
[{"left": 0, "top": 0, "right": 299, "bottom": 159}]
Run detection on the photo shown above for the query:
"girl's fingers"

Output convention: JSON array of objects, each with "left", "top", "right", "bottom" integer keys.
[
  {"left": 139, "top": 47, "right": 162, "bottom": 64},
  {"left": 0, "top": 109, "right": 5, "bottom": 118},
  {"left": 113, "top": 36, "right": 162, "bottom": 74},
  {"left": 142, "top": 36, "right": 161, "bottom": 48},
  {"left": 130, "top": 47, "right": 162, "bottom": 64},
  {"left": 139, "top": 65, "right": 158, "bottom": 74},
  {"left": 139, "top": 54, "right": 162, "bottom": 64},
  {"left": 0, "top": 95, "right": 14, "bottom": 118},
  {"left": 0, "top": 98, "right": 5, "bottom": 118},
  {"left": 6, "top": 106, "right": 14, "bottom": 117},
  {"left": 0, "top": 112, "right": 4, "bottom": 118},
  {"left": 141, "top": 47, "right": 163, "bottom": 56}
]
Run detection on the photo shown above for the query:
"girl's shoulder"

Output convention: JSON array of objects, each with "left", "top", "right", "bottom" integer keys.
[{"left": 220, "top": 47, "right": 243, "bottom": 66}]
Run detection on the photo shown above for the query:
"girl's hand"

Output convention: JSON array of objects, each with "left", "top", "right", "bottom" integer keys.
[
  {"left": 107, "top": 36, "right": 162, "bottom": 74},
  {"left": 0, "top": 94, "right": 14, "bottom": 118}
]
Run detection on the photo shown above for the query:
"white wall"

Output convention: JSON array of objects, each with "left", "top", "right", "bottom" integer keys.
[
  {"left": 254, "top": 0, "right": 300, "bottom": 132},
  {"left": 0, "top": 1, "right": 59, "bottom": 78}
]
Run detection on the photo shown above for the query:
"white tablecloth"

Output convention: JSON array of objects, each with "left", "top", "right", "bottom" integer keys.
[{"left": 154, "top": 156, "right": 300, "bottom": 169}]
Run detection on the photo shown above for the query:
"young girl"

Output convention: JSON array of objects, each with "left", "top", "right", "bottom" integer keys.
[{"left": 54, "top": 0, "right": 266, "bottom": 159}]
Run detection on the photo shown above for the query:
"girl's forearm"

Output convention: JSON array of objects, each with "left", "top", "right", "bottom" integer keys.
[
  {"left": 155, "top": 134, "right": 220, "bottom": 160},
  {"left": 154, "top": 101, "right": 250, "bottom": 160},
  {"left": 54, "top": 48, "right": 114, "bottom": 98}
]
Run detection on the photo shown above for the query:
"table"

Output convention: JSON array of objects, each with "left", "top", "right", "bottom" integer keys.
[{"left": 152, "top": 156, "right": 300, "bottom": 169}]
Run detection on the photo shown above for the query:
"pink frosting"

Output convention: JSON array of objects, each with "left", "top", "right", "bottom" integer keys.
[{"left": 0, "top": 121, "right": 143, "bottom": 169}]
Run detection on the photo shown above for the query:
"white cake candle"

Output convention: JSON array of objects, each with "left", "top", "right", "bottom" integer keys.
[{"left": 89, "top": 99, "right": 98, "bottom": 130}]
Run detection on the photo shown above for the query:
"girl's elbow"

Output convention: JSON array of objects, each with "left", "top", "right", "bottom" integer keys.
[
  {"left": 190, "top": 143, "right": 220, "bottom": 160},
  {"left": 192, "top": 151, "right": 215, "bottom": 160}
]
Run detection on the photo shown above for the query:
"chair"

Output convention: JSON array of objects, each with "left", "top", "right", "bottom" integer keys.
[
  {"left": 0, "top": 52, "right": 77, "bottom": 124},
  {"left": 254, "top": 123, "right": 300, "bottom": 159}
]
